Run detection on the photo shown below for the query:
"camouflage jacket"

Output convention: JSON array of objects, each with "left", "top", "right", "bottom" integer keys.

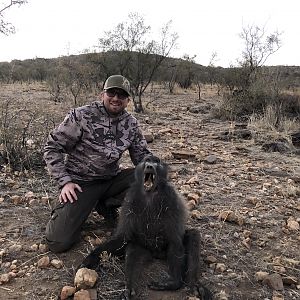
[{"left": 44, "top": 101, "right": 151, "bottom": 187}]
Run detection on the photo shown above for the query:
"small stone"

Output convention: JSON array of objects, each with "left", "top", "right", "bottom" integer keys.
[
  {"left": 187, "top": 192, "right": 200, "bottom": 203},
  {"left": 241, "top": 237, "right": 251, "bottom": 249},
  {"left": 190, "top": 210, "right": 201, "bottom": 219},
  {"left": 37, "top": 256, "right": 50, "bottom": 268},
  {"left": 287, "top": 217, "right": 299, "bottom": 231},
  {"left": 10, "top": 195, "right": 22, "bottom": 204},
  {"left": 215, "top": 263, "right": 226, "bottom": 273},
  {"left": 255, "top": 271, "right": 269, "bottom": 281},
  {"left": 74, "top": 268, "right": 98, "bottom": 289},
  {"left": 38, "top": 244, "right": 48, "bottom": 253},
  {"left": 24, "top": 191, "right": 34, "bottom": 199},
  {"left": 204, "top": 155, "right": 218, "bottom": 164},
  {"left": 60, "top": 286, "right": 76, "bottom": 300},
  {"left": 0, "top": 273, "right": 11, "bottom": 284},
  {"left": 282, "top": 276, "right": 298, "bottom": 285},
  {"left": 272, "top": 291, "right": 284, "bottom": 300},
  {"left": 187, "top": 200, "right": 196, "bottom": 210},
  {"left": 218, "top": 210, "right": 244, "bottom": 226},
  {"left": 205, "top": 255, "right": 217, "bottom": 264},
  {"left": 51, "top": 259, "right": 63, "bottom": 269},
  {"left": 263, "top": 273, "right": 284, "bottom": 290},
  {"left": 30, "top": 244, "right": 39, "bottom": 251},
  {"left": 8, "top": 244, "right": 23, "bottom": 252},
  {"left": 74, "top": 289, "right": 91, "bottom": 300}
]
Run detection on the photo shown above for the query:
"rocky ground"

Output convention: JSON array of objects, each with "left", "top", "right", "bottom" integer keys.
[{"left": 0, "top": 84, "right": 299, "bottom": 300}]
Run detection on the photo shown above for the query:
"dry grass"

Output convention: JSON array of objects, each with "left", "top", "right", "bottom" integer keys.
[{"left": 248, "top": 105, "right": 300, "bottom": 145}]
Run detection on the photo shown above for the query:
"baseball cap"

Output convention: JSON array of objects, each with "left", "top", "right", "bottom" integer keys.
[{"left": 104, "top": 75, "right": 131, "bottom": 96}]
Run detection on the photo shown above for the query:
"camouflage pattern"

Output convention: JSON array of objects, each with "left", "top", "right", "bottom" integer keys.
[{"left": 44, "top": 101, "right": 151, "bottom": 187}]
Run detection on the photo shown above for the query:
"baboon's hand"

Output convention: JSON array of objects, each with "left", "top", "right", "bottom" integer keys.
[
  {"left": 120, "top": 288, "right": 136, "bottom": 300},
  {"left": 189, "top": 283, "right": 213, "bottom": 300}
]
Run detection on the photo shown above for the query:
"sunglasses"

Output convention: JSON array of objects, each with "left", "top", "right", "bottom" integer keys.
[{"left": 105, "top": 89, "right": 129, "bottom": 100}]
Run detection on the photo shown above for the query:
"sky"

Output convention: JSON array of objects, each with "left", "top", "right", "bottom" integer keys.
[{"left": 0, "top": 0, "right": 299, "bottom": 67}]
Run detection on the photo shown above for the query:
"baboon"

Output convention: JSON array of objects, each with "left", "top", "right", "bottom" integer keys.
[{"left": 79, "top": 155, "right": 212, "bottom": 300}]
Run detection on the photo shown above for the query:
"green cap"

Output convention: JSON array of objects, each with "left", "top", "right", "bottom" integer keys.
[{"left": 104, "top": 75, "right": 131, "bottom": 96}]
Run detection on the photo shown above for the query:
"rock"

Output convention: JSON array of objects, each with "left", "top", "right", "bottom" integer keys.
[
  {"left": 60, "top": 286, "right": 76, "bottom": 300},
  {"left": 218, "top": 210, "right": 244, "bottom": 226},
  {"left": 37, "top": 256, "right": 50, "bottom": 268},
  {"left": 0, "top": 273, "right": 11, "bottom": 284},
  {"left": 204, "top": 155, "right": 218, "bottom": 164},
  {"left": 38, "top": 243, "right": 48, "bottom": 253},
  {"left": 143, "top": 132, "right": 154, "bottom": 143},
  {"left": 187, "top": 192, "right": 201, "bottom": 203},
  {"left": 205, "top": 255, "right": 217, "bottom": 264},
  {"left": 263, "top": 273, "right": 284, "bottom": 290},
  {"left": 10, "top": 195, "right": 23, "bottom": 205},
  {"left": 87, "top": 289, "right": 97, "bottom": 300},
  {"left": 215, "top": 263, "right": 226, "bottom": 273},
  {"left": 215, "top": 290, "right": 229, "bottom": 300},
  {"left": 24, "top": 191, "right": 34, "bottom": 199},
  {"left": 241, "top": 237, "right": 251, "bottom": 249},
  {"left": 286, "top": 217, "right": 299, "bottom": 231},
  {"left": 255, "top": 271, "right": 269, "bottom": 281},
  {"left": 51, "top": 259, "right": 63, "bottom": 269},
  {"left": 291, "top": 131, "right": 300, "bottom": 147},
  {"left": 8, "top": 244, "right": 23, "bottom": 252},
  {"left": 171, "top": 150, "right": 196, "bottom": 159},
  {"left": 74, "top": 268, "right": 98, "bottom": 289},
  {"left": 272, "top": 291, "right": 284, "bottom": 300},
  {"left": 282, "top": 276, "right": 298, "bottom": 285},
  {"left": 262, "top": 142, "right": 290, "bottom": 153},
  {"left": 186, "top": 177, "right": 200, "bottom": 184},
  {"left": 74, "top": 289, "right": 91, "bottom": 300},
  {"left": 263, "top": 167, "right": 289, "bottom": 178},
  {"left": 247, "top": 196, "right": 259, "bottom": 205},
  {"left": 30, "top": 244, "right": 39, "bottom": 251},
  {"left": 190, "top": 210, "right": 201, "bottom": 219},
  {"left": 41, "top": 196, "right": 49, "bottom": 204},
  {"left": 187, "top": 200, "right": 196, "bottom": 210}
]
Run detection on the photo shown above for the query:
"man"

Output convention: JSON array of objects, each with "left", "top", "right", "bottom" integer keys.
[{"left": 44, "top": 75, "right": 151, "bottom": 253}]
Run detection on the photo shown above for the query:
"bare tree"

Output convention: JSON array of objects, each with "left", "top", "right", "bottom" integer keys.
[
  {"left": 0, "top": 0, "right": 27, "bottom": 35},
  {"left": 97, "top": 12, "right": 178, "bottom": 112},
  {"left": 238, "top": 24, "right": 282, "bottom": 89}
]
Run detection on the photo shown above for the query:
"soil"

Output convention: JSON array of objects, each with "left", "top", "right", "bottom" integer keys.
[{"left": 0, "top": 84, "right": 299, "bottom": 300}]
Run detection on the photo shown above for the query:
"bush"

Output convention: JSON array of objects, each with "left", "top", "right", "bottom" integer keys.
[{"left": 0, "top": 99, "right": 53, "bottom": 170}]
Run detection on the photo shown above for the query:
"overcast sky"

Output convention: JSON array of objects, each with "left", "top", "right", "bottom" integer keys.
[{"left": 0, "top": 0, "right": 299, "bottom": 67}]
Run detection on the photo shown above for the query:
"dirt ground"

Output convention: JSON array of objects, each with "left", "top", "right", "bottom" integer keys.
[{"left": 0, "top": 84, "right": 299, "bottom": 300}]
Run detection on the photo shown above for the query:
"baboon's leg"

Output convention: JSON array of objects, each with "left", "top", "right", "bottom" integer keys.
[{"left": 122, "top": 243, "right": 150, "bottom": 299}]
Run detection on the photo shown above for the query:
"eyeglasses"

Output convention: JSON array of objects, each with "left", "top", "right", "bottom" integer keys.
[{"left": 105, "top": 89, "right": 129, "bottom": 100}]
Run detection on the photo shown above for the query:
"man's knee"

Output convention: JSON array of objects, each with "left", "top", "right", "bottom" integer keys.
[{"left": 45, "top": 220, "right": 79, "bottom": 253}]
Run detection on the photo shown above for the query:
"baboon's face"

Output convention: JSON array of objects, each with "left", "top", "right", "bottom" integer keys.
[{"left": 139, "top": 155, "right": 165, "bottom": 192}]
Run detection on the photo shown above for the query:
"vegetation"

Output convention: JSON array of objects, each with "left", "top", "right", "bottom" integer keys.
[
  {"left": 0, "top": 14, "right": 300, "bottom": 170},
  {"left": 0, "top": 0, "right": 27, "bottom": 35}
]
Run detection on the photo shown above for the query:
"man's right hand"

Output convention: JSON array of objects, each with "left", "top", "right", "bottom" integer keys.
[{"left": 59, "top": 182, "right": 83, "bottom": 203}]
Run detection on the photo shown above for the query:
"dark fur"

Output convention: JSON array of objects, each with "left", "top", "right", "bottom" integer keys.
[{"left": 79, "top": 155, "right": 212, "bottom": 299}]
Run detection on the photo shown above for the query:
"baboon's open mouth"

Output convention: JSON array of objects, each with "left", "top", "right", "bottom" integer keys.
[{"left": 144, "top": 172, "right": 156, "bottom": 191}]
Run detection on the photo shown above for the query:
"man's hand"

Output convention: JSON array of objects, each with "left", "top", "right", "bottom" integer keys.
[{"left": 59, "top": 182, "right": 83, "bottom": 203}]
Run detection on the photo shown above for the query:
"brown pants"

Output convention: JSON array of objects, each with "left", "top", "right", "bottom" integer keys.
[{"left": 45, "top": 168, "right": 134, "bottom": 253}]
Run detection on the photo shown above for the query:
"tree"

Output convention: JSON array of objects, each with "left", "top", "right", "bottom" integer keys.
[
  {"left": 97, "top": 12, "right": 178, "bottom": 112},
  {"left": 0, "top": 0, "right": 27, "bottom": 35},
  {"left": 176, "top": 54, "right": 196, "bottom": 89},
  {"left": 238, "top": 24, "right": 282, "bottom": 90},
  {"left": 217, "top": 24, "right": 283, "bottom": 118}
]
